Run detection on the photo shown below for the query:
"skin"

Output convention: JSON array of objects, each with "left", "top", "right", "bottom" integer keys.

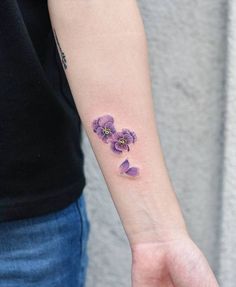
[
  {"left": 131, "top": 237, "right": 219, "bottom": 287},
  {"left": 48, "top": 1, "right": 219, "bottom": 286}
]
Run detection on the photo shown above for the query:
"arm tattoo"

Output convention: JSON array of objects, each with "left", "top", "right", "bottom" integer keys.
[
  {"left": 119, "top": 158, "right": 139, "bottom": 177},
  {"left": 92, "top": 114, "right": 139, "bottom": 177},
  {"left": 53, "top": 28, "right": 67, "bottom": 70}
]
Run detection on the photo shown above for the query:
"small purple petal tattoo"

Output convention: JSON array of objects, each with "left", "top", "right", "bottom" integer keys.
[
  {"left": 119, "top": 159, "right": 130, "bottom": 173},
  {"left": 119, "top": 158, "right": 139, "bottom": 177}
]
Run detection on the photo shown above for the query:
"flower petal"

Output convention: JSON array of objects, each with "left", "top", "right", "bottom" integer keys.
[
  {"left": 98, "top": 115, "right": 114, "bottom": 126},
  {"left": 113, "top": 132, "right": 123, "bottom": 141},
  {"left": 122, "top": 129, "right": 137, "bottom": 143},
  {"left": 126, "top": 167, "right": 139, "bottom": 177},
  {"left": 119, "top": 159, "right": 130, "bottom": 173},
  {"left": 122, "top": 143, "right": 129, "bottom": 151},
  {"left": 123, "top": 134, "right": 133, "bottom": 144},
  {"left": 130, "top": 131, "right": 137, "bottom": 143},
  {"left": 96, "top": 127, "right": 104, "bottom": 138},
  {"left": 92, "top": 119, "right": 100, "bottom": 132},
  {"left": 101, "top": 135, "right": 109, "bottom": 143},
  {"left": 111, "top": 141, "right": 122, "bottom": 154},
  {"left": 115, "top": 142, "right": 124, "bottom": 151},
  {"left": 110, "top": 126, "right": 116, "bottom": 134}
]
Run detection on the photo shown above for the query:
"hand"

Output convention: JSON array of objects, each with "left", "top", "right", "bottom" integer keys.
[{"left": 131, "top": 235, "right": 219, "bottom": 287}]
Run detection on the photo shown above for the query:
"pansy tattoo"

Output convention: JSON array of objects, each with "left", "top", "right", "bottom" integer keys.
[
  {"left": 92, "top": 114, "right": 139, "bottom": 177},
  {"left": 92, "top": 115, "right": 137, "bottom": 153},
  {"left": 119, "top": 158, "right": 139, "bottom": 177},
  {"left": 92, "top": 115, "right": 116, "bottom": 143},
  {"left": 111, "top": 129, "right": 137, "bottom": 154}
]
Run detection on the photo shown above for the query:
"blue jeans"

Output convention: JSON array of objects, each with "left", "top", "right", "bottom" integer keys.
[{"left": 0, "top": 194, "right": 90, "bottom": 287}]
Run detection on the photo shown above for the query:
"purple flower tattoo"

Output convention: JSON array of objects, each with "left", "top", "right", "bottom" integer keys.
[
  {"left": 92, "top": 115, "right": 137, "bottom": 154},
  {"left": 111, "top": 129, "right": 137, "bottom": 154},
  {"left": 119, "top": 158, "right": 139, "bottom": 177},
  {"left": 92, "top": 115, "right": 116, "bottom": 143},
  {"left": 92, "top": 114, "right": 139, "bottom": 176}
]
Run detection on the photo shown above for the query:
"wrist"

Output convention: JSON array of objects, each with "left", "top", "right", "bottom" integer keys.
[
  {"left": 126, "top": 220, "right": 189, "bottom": 248},
  {"left": 121, "top": 188, "right": 189, "bottom": 247}
]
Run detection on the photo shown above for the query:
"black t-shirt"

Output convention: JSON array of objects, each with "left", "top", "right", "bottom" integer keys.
[{"left": 0, "top": 0, "right": 86, "bottom": 222}]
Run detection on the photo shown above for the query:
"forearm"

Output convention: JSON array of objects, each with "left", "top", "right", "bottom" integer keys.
[{"left": 48, "top": 0, "right": 188, "bottom": 246}]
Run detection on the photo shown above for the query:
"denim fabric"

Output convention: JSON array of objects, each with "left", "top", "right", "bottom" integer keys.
[{"left": 0, "top": 194, "right": 90, "bottom": 287}]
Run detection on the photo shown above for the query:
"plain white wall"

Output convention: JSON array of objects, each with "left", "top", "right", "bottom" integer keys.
[
  {"left": 218, "top": 1, "right": 236, "bottom": 286},
  {"left": 82, "top": 0, "right": 228, "bottom": 286}
]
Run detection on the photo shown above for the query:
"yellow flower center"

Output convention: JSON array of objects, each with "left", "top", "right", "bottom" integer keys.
[
  {"left": 118, "top": 138, "right": 126, "bottom": 145},
  {"left": 103, "top": 128, "right": 110, "bottom": 135}
]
